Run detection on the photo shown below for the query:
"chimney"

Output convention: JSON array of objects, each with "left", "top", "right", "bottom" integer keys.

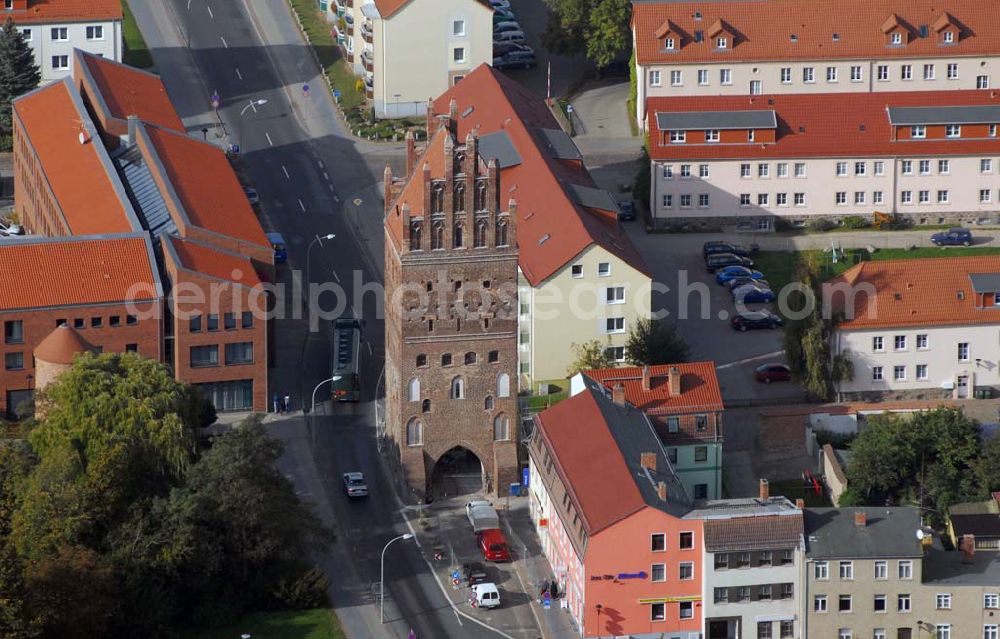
[
  {"left": 611, "top": 383, "right": 625, "bottom": 406},
  {"left": 127, "top": 114, "right": 139, "bottom": 146},
  {"left": 657, "top": 481, "right": 668, "bottom": 501},
  {"left": 668, "top": 367, "right": 682, "bottom": 396},
  {"left": 962, "top": 534, "right": 976, "bottom": 559},
  {"left": 404, "top": 130, "right": 416, "bottom": 177},
  {"left": 640, "top": 451, "right": 657, "bottom": 472},
  {"left": 424, "top": 98, "right": 435, "bottom": 135},
  {"left": 758, "top": 478, "right": 769, "bottom": 501},
  {"left": 854, "top": 510, "right": 867, "bottom": 528},
  {"left": 641, "top": 365, "right": 651, "bottom": 391},
  {"left": 795, "top": 498, "right": 805, "bottom": 509},
  {"left": 383, "top": 163, "right": 394, "bottom": 213}
]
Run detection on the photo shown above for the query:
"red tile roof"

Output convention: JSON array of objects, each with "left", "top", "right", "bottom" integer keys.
[
  {"left": 633, "top": 0, "right": 998, "bottom": 65},
  {"left": 144, "top": 127, "right": 269, "bottom": 248},
  {"left": 431, "top": 65, "right": 648, "bottom": 286},
  {"left": 77, "top": 51, "right": 185, "bottom": 133},
  {"left": 0, "top": 236, "right": 158, "bottom": 311},
  {"left": 826, "top": 256, "right": 1000, "bottom": 330},
  {"left": 584, "top": 362, "right": 724, "bottom": 415},
  {"left": 704, "top": 514, "right": 804, "bottom": 552},
  {"left": 14, "top": 80, "right": 135, "bottom": 235},
  {"left": 166, "top": 236, "right": 261, "bottom": 286},
  {"left": 648, "top": 90, "right": 1000, "bottom": 161},
  {"left": 374, "top": 0, "right": 490, "bottom": 18},
  {"left": 34, "top": 324, "right": 96, "bottom": 365},
  {"left": 6, "top": 0, "right": 122, "bottom": 24}
]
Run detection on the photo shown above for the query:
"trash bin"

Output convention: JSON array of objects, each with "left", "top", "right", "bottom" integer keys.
[{"left": 509, "top": 483, "right": 521, "bottom": 497}]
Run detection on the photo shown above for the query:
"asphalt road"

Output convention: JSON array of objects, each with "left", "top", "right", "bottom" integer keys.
[{"left": 126, "top": 1, "right": 519, "bottom": 637}]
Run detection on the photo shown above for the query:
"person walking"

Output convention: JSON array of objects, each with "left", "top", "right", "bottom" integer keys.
[
  {"left": 273, "top": 393, "right": 281, "bottom": 413},
  {"left": 283, "top": 394, "right": 292, "bottom": 413}
]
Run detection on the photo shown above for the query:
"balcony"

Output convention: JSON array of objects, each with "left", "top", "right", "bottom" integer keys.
[
  {"left": 361, "top": 48, "right": 373, "bottom": 72},
  {"left": 345, "top": 13, "right": 354, "bottom": 35},
  {"left": 364, "top": 74, "right": 374, "bottom": 99},
  {"left": 346, "top": 48, "right": 354, "bottom": 63},
  {"left": 361, "top": 20, "right": 373, "bottom": 44}
]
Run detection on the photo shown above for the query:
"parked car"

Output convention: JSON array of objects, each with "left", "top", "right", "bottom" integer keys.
[
  {"left": 463, "top": 561, "right": 490, "bottom": 587},
  {"left": 493, "top": 42, "right": 531, "bottom": 57},
  {"left": 342, "top": 472, "right": 368, "bottom": 497},
  {"left": 715, "top": 266, "right": 764, "bottom": 285},
  {"left": 731, "top": 310, "right": 783, "bottom": 331},
  {"left": 488, "top": 0, "right": 511, "bottom": 10},
  {"left": 466, "top": 500, "right": 500, "bottom": 532},
  {"left": 266, "top": 231, "right": 287, "bottom": 264},
  {"left": 471, "top": 582, "right": 501, "bottom": 608},
  {"left": 725, "top": 276, "right": 770, "bottom": 291},
  {"left": 703, "top": 241, "right": 751, "bottom": 259},
  {"left": 493, "top": 50, "right": 536, "bottom": 70},
  {"left": 243, "top": 187, "right": 260, "bottom": 204},
  {"left": 492, "top": 8, "right": 515, "bottom": 24},
  {"left": 705, "top": 252, "right": 754, "bottom": 272},
  {"left": 617, "top": 200, "right": 636, "bottom": 221},
  {"left": 931, "top": 227, "right": 972, "bottom": 246},
  {"left": 493, "top": 30, "right": 526, "bottom": 44},
  {"left": 733, "top": 284, "right": 776, "bottom": 304},
  {"left": 493, "top": 20, "right": 522, "bottom": 35},
  {"left": 477, "top": 529, "right": 511, "bottom": 562},
  {"left": 755, "top": 363, "right": 792, "bottom": 384}
]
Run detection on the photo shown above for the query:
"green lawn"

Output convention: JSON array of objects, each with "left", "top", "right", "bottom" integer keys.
[
  {"left": 182, "top": 609, "right": 344, "bottom": 639},
  {"left": 769, "top": 480, "right": 831, "bottom": 508},
  {"left": 121, "top": 1, "right": 153, "bottom": 68},
  {"left": 286, "top": 0, "right": 364, "bottom": 111},
  {"left": 524, "top": 378, "right": 569, "bottom": 411}
]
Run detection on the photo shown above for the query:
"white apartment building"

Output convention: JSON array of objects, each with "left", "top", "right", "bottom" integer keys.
[
  {"left": 5, "top": 0, "right": 122, "bottom": 84},
  {"left": 324, "top": 0, "right": 492, "bottom": 118},
  {"left": 688, "top": 485, "right": 804, "bottom": 639},
  {"left": 825, "top": 256, "right": 1000, "bottom": 400},
  {"left": 632, "top": 0, "right": 1000, "bottom": 129},
  {"left": 648, "top": 91, "right": 1000, "bottom": 229}
]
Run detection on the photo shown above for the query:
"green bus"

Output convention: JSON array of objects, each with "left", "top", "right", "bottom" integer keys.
[{"left": 331, "top": 317, "right": 362, "bottom": 402}]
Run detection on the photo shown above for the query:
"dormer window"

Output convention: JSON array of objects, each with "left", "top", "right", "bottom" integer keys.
[
  {"left": 716, "top": 36, "right": 728, "bottom": 49},
  {"left": 943, "top": 30, "right": 954, "bottom": 44},
  {"left": 705, "top": 129, "right": 720, "bottom": 142},
  {"left": 747, "top": 129, "right": 755, "bottom": 142},
  {"left": 665, "top": 37, "right": 675, "bottom": 50},
  {"left": 891, "top": 32, "right": 902, "bottom": 45},
  {"left": 911, "top": 125, "right": 926, "bottom": 138},
  {"left": 946, "top": 124, "right": 961, "bottom": 138},
  {"left": 669, "top": 130, "right": 686, "bottom": 143}
]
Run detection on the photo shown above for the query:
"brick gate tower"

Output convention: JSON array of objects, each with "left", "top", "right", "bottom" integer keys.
[{"left": 383, "top": 105, "right": 519, "bottom": 497}]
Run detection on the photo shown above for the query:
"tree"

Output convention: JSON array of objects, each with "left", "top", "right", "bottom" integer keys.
[
  {"left": 24, "top": 545, "right": 117, "bottom": 639},
  {"left": 976, "top": 433, "right": 1000, "bottom": 495},
  {"left": 566, "top": 339, "right": 614, "bottom": 376},
  {"left": 541, "top": 0, "right": 631, "bottom": 69},
  {"left": 0, "top": 18, "right": 40, "bottom": 148},
  {"left": 625, "top": 318, "right": 689, "bottom": 366}
]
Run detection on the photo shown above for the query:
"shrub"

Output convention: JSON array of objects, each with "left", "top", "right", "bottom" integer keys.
[
  {"left": 354, "top": 78, "right": 364, "bottom": 94},
  {"left": 272, "top": 566, "right": 330, "bottom": 610},
  {"left": 841, "top": 215, "right": 870, "bottom": 229},
  {"left": 807, "top": 218, "right": 835, "bottom": 232}
]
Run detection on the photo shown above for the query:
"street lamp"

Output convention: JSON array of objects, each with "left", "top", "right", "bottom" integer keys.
[
  {"left": 309, "top": 374, "right": 342, "bottom": 450},
  {"left": 305, "top": 233, "right": 336, "bottom": 311},
  {"left": 236, "top": 98, "right": 269, "bottom": 149},
  {"left": 380, "top": 533, "right": 415, "bottom": 623}
]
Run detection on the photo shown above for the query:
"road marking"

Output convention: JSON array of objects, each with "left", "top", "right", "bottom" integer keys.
[
  {"left": 453, "top": 609, "right": 464, "bottom": 626},
  {"left": 235, "top": 67, "right": 242, "bottom": 80},
  {"left": 331, "top": 269, "right": 340, "bottom": 283},
  {"left": 317, "top": 160, "right": 325, "bottom": 169},
  {"left": 297, "top": 198, "right": 306, "bottom": 212},
  {"left": 333, "top": 194, "right": 339, "bottom": 201},
  {"left": 220, "top": 35, "right": 228, "bottom": 48},
  {"left": 366, "top": 342, "right": 373, "bottom": 356},
  {"left": 282, "top": 165, "right": 290, "bottom": 179},
  {"left": 265, "top": 132, "right": 273, "bottom": 147},
  {"left": 716, "top": 350, "right": 785, "bottom": 370},
  {"left": 206, "top": 4, "right": 214, "bottom": 18},
  {"left": 328, "top": 184, "right": 335, "bottom": 192},
  {"left": 323, "top": 172, "right": 330, "bottom": 181}
]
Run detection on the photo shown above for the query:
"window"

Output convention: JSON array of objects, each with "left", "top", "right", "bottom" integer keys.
[
  {"left": 948, "top": 63, "right": 958, "bottom": 79},
  {"left": 944, "top": 30, "right": 954, "bottom": 44},
  {"left": 497, "top": 373, "right": 510, "bottom": 398},
  {"left": 651, "top": 533, "right": 666, "bottom": 552},
  {"left": 650, "top": 602, "right": 665, "bottom": 622},
  {"left": 794, "top": 162, "right": 806, "bottom": 177},
  {"left": 662, "top": 194, "right": 673, "bottom": 208},
  {"left": 740, "top": 163, "right": 752, "bottom": 178},
  {"left": 451, "top": 19, "right": 465, "bottom": 36},
  {"left": 898, "top": 560, "right": 913, "bottom": 579},
  {"left": 207, "top": 314, "right": 219, "bottom": 331},
  {"left": 780, "top": 621, "right": 793, "bottom": 638},
  {"left": 649, "top": 70, "right": 661, "bottom": 86},
  {"left": 894, "top": 335, "right": 906, "bottom": 350},
  {"left": 190, "top": 345, "right": 219, "bottom": 368},
  {"left": 945, "top": 124, "right": 960, "bottom": 138},
  {"left": 794, "top": 192, "right": 805, "bottom": 206},
  {"left": 109, "top": 315, "right": 121, "bottom": 327},
  {"left": 874, "top": 594, "right": 887, "bottom": 612},
  {"left": 755, "top": 551, "right": 772, "bottom": 567},
  {"left": 872, "top": 366, "right": 883, "bottom": 381},
  {"left": 664, "top": 37, "right": 675, "bottom": 50},
  {"left": 125, "top": 343, "right": 138, "bottom": 353},
  {"left": 680, "top": 194, "right": 692, "bottom": 208},
  {"left": 720, "top": 68, "right": 732, "bottom": 85},
  {"left": 605, "top": 317, "right": 624, "bottom": 334},
  {"left": 851, "top": 65, "right": 863, "bottom": 81},
  {"left": 680, "top": 164, "right": 692, "bottom": 178},
  {"left": 679, "top": 601, "right": 693, "bottom": 619},
  {"left": 4, "top": 320, "right": 23, "bottom": 344},
  {"left": 714, "top": 587, "right": 728, "bottom": 603},
  {"left": 669, "top": 130, "right": 686, "bottom": 143},
  {"left": 20, "top": 28, "right": 31, "bottom": 41},
  {"left": 705, "top": 129, "right": 719, "bottom": 142},
  {"left": 224, "top": 312, "right": 236, "bottom": 330},
  {"left": 874, "top": 561, "right": 888, "bottom": 581},
  {"left": 694, "top": 446, "right": 708, "bottom": 462},
  {"left": 450, "top": 376, "right": 465, "bottom": 399},
  {"left": 916, "top": 364, "right": 928, "bottom": 380},
  {"left": 487, "top": 350, "right": 499, "bottom": 364},
  {"left": 679, "top": 531, "right": 693, "bottom": 549},
  {"left": 958, "top": 342, "right": 970, "bottom": 362},
  {"left": 938, "top": 159, "right": 950, "bottom": 174},
  {"left": 840, "top": 561, "right": 854, "bottom": 580},
  {"left": 826, "top": 66, "right": 838, "bottom": 82},
  {"left": 936, "top": 593, "right": 952, "bottom": 609},
  {"left": 758, "top": 193, "right": 769, "bottom": 206},
  {"left": 877, "top": 65, "right": 888, "bottom": 81},
  {"left": 748, "top": 129, "right": 755, "bottom": 142},
  {"left": 463, "top": 351, "right": 477, "bottom": 365},
  {"left": 836, "top": 162, "right": 848, "bottom": 177},
  {"left": 873, "top": 191, "right": 884, "bottom": 205},
  {"left": 51, "top": 27, "right": 67, "bottom": 41},
  {"left": 836, "top": 192, "right": 847, "bottom": 205},
  {"left": 936, "top": 625, "right": 950, "bottom": 639},
  {"left": 699, "top": 164, "right": 710, "bottom": 178},
  {"left": 694, "top": 483, "right": 708, "bottom": 499},
  {"left": 937, "top": 190, "right": 949, "bottom": 204},
  {"left": 224, "top": 342, "right": 253, "bottom": 365},
  {"left": 985, "top": 626, "right": 999, "bottom": 639},
  {"left": 679, "top": 562, "right": 693, "bottom": 580},
  {"left": 408, "top": 378, "right": 421, "bottom": 402},
  {"left": 697, "top": 69, "right": 708, "bottom": 85},
  {"left": 854, "top": 161, "right": 866, "bottom": 176},
  {"left": 924, "top": 63, "right": 936, "bottom": 80},
  {"left": 983, "top": 159, "right": 994, "bottom": 173},
  {"left": 571, "top": 263, "right": 583, "bottom": 278},
  {"left": 901, "top": 190, "right": 912, "bottom": 204},
  {"left": 780, "top": 67, "right": 791, "bottom": 83},
  {"left": 749, "top": 80, "right": 762, "bottom": 95},
  {"left": 738, "top": 585, "right": 751, "bottom": 601},
  {"left": 894, "top": 365, "right": 906, "bottom": 381},
  {"left": 874, "top": 161, "right": 885, "bottom": 175},
  {"left": 86, "top": 25, "right": 104, "bottom": 40},
  {"left": 912, "top": 126, "right": 926, "bottom": 139},
  {"left": 739, "top": 194, "right": 751, "bottom": 207},
  {"left": 52, "top": 55, "right": 69, "bottom": 70},
  {"left": 914, "top": 334, "right": 928, "bottom": 349},
  {"left": 493, "top": 414, "right": 510, "bottom": 441},
  {"left": 814, "top": 595, "right": 828, "bottom": 612},
  {"left": 978, "top": 75, "right": 990, "bottom": 89},
  {"left": 651, "top": 563, "right": 665, "bottom": 582},
  {"left": 406, "top": 417, "right": 422, "bottom": 446},
  {"left": 667, "top": 448, "right": 678, "bottom": 464},
  {"left": 838, "top": 630, "right": 852, "bottom": 639},
  {"left": 777, "top": 162, "right": 788, "bottom": 178},
  {"left": 776, "top": 193, "right": 787, "bottom": 206},
  {"left": 452, "top": 47, "right": 466, "bottom": 63},
  {"left": 715, "top": 36, "right": 727, "bottom": 48},
  {"left": 855, "top": 192, "right": 866, "bottom": 205},
  {"left": 986, "top": 593, "right": 1000, "bottom": 608},
  {"left": 4, "top": 352, "right": 23, "bottom": 371},
  {"left": 803, "top": 67, "right": 815, "bottom": 83},
  {"left": 919, "top": 159, "right": 931, "bottom": 174},
  {"left": 902, "top": 160, "right": 913, "bottom": 175},
  {"left": 839, "top": 594, "right": 852, "bottom": 612},
  {"left": 714, "top": 554, "right": 728, "bottom": 570},
  {"left": 666, "top": 416, "right": 679, "bottom": 433},
  {"left": 758, "top": 622, "right": 773, "bottom": 639},
  {"left": 919, "top": 190, "right": 930, "bottom": 204},
  {"left": 670, "top": 70, "right": 682, "bottom": 86},
  {"left": 901, "top": 64, "right": 912, "bottom": 80}
]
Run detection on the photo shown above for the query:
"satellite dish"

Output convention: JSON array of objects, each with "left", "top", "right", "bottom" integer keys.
[{"left": 916, "top": 529, "right": 925, "bottom": 540}]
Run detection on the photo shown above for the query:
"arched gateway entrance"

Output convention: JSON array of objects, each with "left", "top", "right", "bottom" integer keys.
[{"left": 429, "top": 446, "right": 485, "bottom": 497}]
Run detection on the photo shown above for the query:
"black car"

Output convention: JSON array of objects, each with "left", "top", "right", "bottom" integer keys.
[
  {"left": 930, "top": 227, "right": 972, "bottom": 246},
  {"left": 618, "top": 200, "right": 636, "bottom": 221},
  {"left": 463, "top": 561, "right": 489, "bottom": 587},
  {"left": 493, "top": 42, "right": 532, "bottom": 57},
  {"left": 705, "top": 253, "right": 754, "bottom": 272},
  {"left": 703, "top": 241, "right": 751, "bottom": 259},
  {"left": 493, "top": 50, "right": 537, "bottom": 70},
  {"left": 725, "top": 276, "right": 770, "bottom": 290},
  {"left": 731, "top": 310, "right": 783, "bottom": 331}
]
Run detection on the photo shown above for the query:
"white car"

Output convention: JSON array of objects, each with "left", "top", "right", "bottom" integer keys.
[
  {"left": 343, "top": 472, "right": 368, "bottom": 497},
  {"left": 471, "top": 582, "right": 501, "bottom": 608}
]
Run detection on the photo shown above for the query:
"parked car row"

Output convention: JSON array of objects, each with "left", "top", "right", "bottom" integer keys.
[
  {"left": 490, "top": 1, "right": 537, "bottom": 70},
  {"left": 703, "top": 242, "right": 775, "bottom": 307},
  {"left": 463, "top": 500, "right": 508, "bottom": 608}
]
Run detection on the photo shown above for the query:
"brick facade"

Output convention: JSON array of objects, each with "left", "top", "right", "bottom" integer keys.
[{"left": 384, "top": 121, "right": 519, "bottom": 497}]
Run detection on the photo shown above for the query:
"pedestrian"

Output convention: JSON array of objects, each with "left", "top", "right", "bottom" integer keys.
[
  {"left": 284, "top": 394, "right": 292, "bottom": 413},
  {"left": 273, "top": 393, "right": 280, "bottom": 413}
]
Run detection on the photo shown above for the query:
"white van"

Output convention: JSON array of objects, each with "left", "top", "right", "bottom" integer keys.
[{"left": 471, "top": 583, "right": 501, "bottom": 608}]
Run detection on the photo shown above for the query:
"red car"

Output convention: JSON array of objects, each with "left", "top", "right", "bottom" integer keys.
[
  {"left": 755, "top": 363, "right": 791, "bottom": 384},
  {"left": 477, "top": 529, "right": 511, "bottom": 562}
]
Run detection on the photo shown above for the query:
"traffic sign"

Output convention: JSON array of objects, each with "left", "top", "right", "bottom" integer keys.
[
  {"left": 303, "top": 83, "right": 310, "bottom": 97},
  {"left": 211, "top": 90, "right": 220, "bottom": 109}
]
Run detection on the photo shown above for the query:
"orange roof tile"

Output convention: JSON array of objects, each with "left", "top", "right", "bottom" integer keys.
[
  {"left": 825, "top": 256, "right": 1000, "bottom": 330},
  {"left": 648, "top": 90, "right": 1000, "bottom": 161},
  {"left": 144, "top": 127, "right": 269, "bottom": 248},
  {"left": 77, "top": 51, "right": 185, "bottom": 133},
  {"left": 6, "top": 0, "right": 121, "bottom": 24},
  {"left": 385, "top": 126, "right": 447, "bottom": 251},
  {"left": 166, "top": 236, "right": 262, "bottom": 287},
  {"left": 0, "top": 236, "right": 159, "bottom": 311},
  {"left": 34, "top": 324, "right": 96, "bottom": 365},
  {"left": 432, "top": 65, "right": 648, "bottom": 286},
  {"left": 633, "top": 0, "right": 992, "bottom": 65},
  {"left": 373, "top": 0, "right": 490, "bottom": 18},
  {"left": 14, "top": 80, "right": 136, "bottom": 235},
  {"left": 584, "top": 362, "right": 724, "bottom": 415}
]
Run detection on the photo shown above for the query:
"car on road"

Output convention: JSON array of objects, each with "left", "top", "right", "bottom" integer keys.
[
  {"left": 715, "top": 266, "right": 764, "bottom": 285},
  {"left": 725, "top": 276, "right": 770, "bottom": 291},
  {"left": 731, "top": 310, "right": 783, "bottom": 331},
  {"left": 733, "top": 283, "right": 776, "bottom": 304},
  {"left": 477, "top": 528, "right": 511, "bottom": 562},
  {"left": 705, "top": 252, "right": 754, "bottom": 272},
  {"left": 243, "top": 187, "right": 260, "bottom": 204},
  {"left": 463, "top": 561, "right": 490, "bottom": 587},
  {"left": 703, "top": 241, "right": 752, "bottom": 259},
  {"left": 471, "top": 582, "right": 501, "bottom": 608},
  {"left": 931, "top": 227, "right": 972, "bottom": 246},
  {"left": 617, "top": 200, "right": 636, "bottom": 221},
  {"left": 755, "top": 363, "right": 792, "bottom": 384},
  {"left": 493, "top": 50, "right": 537, "bottom": 70},
  {"left": 342, "top": 472, "right": 368, "bottom": 498},
  {"left": 494, "top": 29, "right": 526, "bottom": 44}
]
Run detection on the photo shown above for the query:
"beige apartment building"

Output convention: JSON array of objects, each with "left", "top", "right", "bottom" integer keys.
[
  {"left": 647, "top": 90, "right": 1000, "bottom": 229},
  {"left": 919, "top": 541, "right": 1000, "bottom": 639},
  {"left": 325, "top": 0, "right": 492, "bottom": 117},
  {"left": 632, "top": 0, "right": 1000, "bottom": 129}
]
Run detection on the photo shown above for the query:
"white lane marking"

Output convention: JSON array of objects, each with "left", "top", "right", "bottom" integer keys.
[
  {"left": 282, "top": 165, "right": 290, "bottom": 179},
  {"left": 331, "top": 269, "right": 340, "bottom": 283},
  {"left": 328, "top": 184, "right": 335, "bottom": 192},
  {"left": 297, "top": 198, "right": 306, "bottom": 212},
  {"left": 317, "top": 160, "right": 325, "bottom": 169},
  {"left": 454, "top": 609, "right": 464, "bottom": 626},
  {"left": 323, "top": 172, "right": 330, "bottom": 180},
  {"left": 265, "top": 132, "right": 273, "bottom": 147},
  {"left": 235, "top": 67, "right": 243, "bottom": 80},
  {"left": 716, "top": 350, "right": 785, "bottom": 370},
  {"left": 206, "top": 4, "right": 214, "bottom": 18},
  {"left": 220, "top": 35, "right": 228, "bottom": 48},
  {"left": 333, "top": 194, "right": 339, "bottom": 201},
  {"left": 366, "top": 342, "right": 373, "bottom": 356}
]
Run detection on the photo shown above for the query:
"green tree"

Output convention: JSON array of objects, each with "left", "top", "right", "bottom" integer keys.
[
  {"left": 976, "top": 433, "right": 1000, "bottom": 495},
  {"left": 566, "top": 339, "right": 614, "bottom": 376},
  {"left": 541, "top": 0, "right": 631, "bottom": 69},
  {"left": 625, "top": 318, "right": 689, "bottom": 366},
  {"left": 24, "top": 545, "right": 117, "bottom": 639},
  {"left": 0, "top": 17, "right": 40, "bottom": 149},
  {"left": 0, "top": 544, "right": 40, "bottom": 639}
]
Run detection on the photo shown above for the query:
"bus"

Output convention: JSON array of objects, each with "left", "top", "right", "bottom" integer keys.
[{"left": 331, "top": 317, "right": 362, "bottom": 402}]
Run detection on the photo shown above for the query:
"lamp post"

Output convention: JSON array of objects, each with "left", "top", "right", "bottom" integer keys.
[
  {"left": 309, "top": 375, "right": 341, "bottom": 450},
  {"left": 236, "top": 98, "right": 269, "bottom": 149},
  {"left": 380, "top": 533, "right": 415, "bottom": 623},
  {"left": 305, "top": 233, "right": 336, "bottom": 310}
]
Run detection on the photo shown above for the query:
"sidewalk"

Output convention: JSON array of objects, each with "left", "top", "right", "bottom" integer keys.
[{"left": 638, "top": 227, "right": 1000, "bottom": 252}]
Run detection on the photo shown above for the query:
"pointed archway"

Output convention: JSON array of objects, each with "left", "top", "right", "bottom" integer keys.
[{"left": 429, "top": 446, "right": 484, "bottom": 497}]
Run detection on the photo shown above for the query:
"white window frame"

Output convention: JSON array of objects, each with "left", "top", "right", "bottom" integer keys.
[
  {"left": 938, "top": 159, "right": 950, "bottom": 174},
  {"left": 877, "top": 65, "right": 888, "bottom": 81},
  {"left": 606, "top": 286, "right": 625, "bottom": 304},
  {"left": 901, "top": 64, "right": 912, "bottom": 80},
  {"left": 979, "top": 187, "right": 991, "bottom": 202},
  {"left": 453, "top": 47, "right": 466, "bottom": 64},
  {"left": 814, "top": 594, "right": 828, "bottom": 612},
  {"left": 777, "top": 163, "right": 788, "bottom": 178},
  {"left": 924, "top": 63, "right": 936, "bottom": 80},
  {"left": 919, "top": 159, "right": 931, "bottom": 175},
  {"left": 946, "top": 124, "right": 961, "bottom": 138},
  {"left": 872, "top": 366, "right": 884, "bottom": 381},
  {"left": 894, "top": 365, "right": 906, "bottom": 381},
  {"left": 982, "top": 158, "right": 993, "bottom": 173},
  {"left": 873, "top": 336, "right": 884, "bottom": 352},
  {"left": 978, "top": 75, "right": 990, "bottom": 89},
  {"left": 892, "top": 32, "right": 902, "bottom": 44},
  {"left": 50, "top": 27, "right": 68, "bottom": 41},
  {"left": 854, "top": 191, "right": 866, "bottom": 205},
  {"left": 855, "top": 161, "right": 866, "bottom": 176},
  {"left": 894, "top": 335, "right": 906, "bottom": 351},
  {"left": 669, "top": 130, "right": 686, "bottom": 143},
  {"left": 699, "top": 164, "right": 710, "bottom": 178},
  {"left": 839, "top": 561, "right": 854, "bottom": 580},
  {"left": 793, "top": 192, "right": 805, "bottom": 206},
  {"left": 605, "top": 317, "right": 625, "bottom": 334},
  {"left": 51, "top": 55, "right": 69, "bottom": 70},
  {"left": 898, "top": 560, "right": 913, "bottom": 580},
  {"left": 715, "top": 36, "right": 727, "bottom": 49},
  {"left": 947, "top": 63, "right": 958, "bottom": 79},
  {"left": 938, "top": 190, "right": 950, "bottom": 204},
  {"left": 916, "top": 364, "right": 928, "bottom": 380},
  {"left": 936, "top": 593, "right": 952, "bottom": 609},
  {"left": 873, "top": 191, "right": 884, "bottom": 205},
  {"left": 452, "top": 19, "right": 465, "bottom": 36},
  {"left": 898, "top": 594, "right": 911, "bottom": 612},
  {"left": 794, "top": 163, "right": 806, "bottom": 177},
  {"left": 836, "top": 162, "right": 848, "bottom": 177},
  {"left": 814, "top": 561, "right": 829, "bottom": 580},
  {"left": 874, "top": 161, "right": 885, "bottom": 175},
  {"left": 649, "top": 70, "right": 662, "bottom": 87},
  {"left": 597, "top": 262, "right": 611, "bottom": 277},
  {"left": 697, "top": 69, "right": 708, "bottom": 85},
  {"left": 780, "top": 67, "right": 791, "bottom": 83},
  {"left": 826, "top": 66, "right": 837, "bottom": 82},
  {"left": 803, "top": 67, "right": 815, "bottom": 83},
  {"left": 720, "top": 68, "right": 732, "bottom": 85},
  {"left": 705, "top": 129, "right": 719, "bottom": 142},
  {"left": 670, "top": 70, "right": 683, "bottom": 86},
  {"left": 912, "top": 126, "right": 926, "bottom": 139}
]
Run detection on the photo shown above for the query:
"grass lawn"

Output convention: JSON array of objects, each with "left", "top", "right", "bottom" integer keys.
[
  {"left": 182, "top": 609, "right": 345, "bottom": 639},
  {"left": 524, "top": 378, "right": 570, "bottom": 411},
  {"left": 769, "top": 480, "right": 831, "bottom": 508},
  {"left": 286, "top": 0, "right": 364, "bottom": 112},
  {"left": 121, "top": 1, "right": 153, "bottom": 68}
]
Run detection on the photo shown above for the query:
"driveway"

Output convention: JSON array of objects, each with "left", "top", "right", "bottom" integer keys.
[{"left": 500, "top": 0, "right": 592, "bottom": 100}]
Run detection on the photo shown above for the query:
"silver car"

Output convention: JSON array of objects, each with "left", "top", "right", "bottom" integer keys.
[{"left": 343, "top": 472, "right": 368, "bottom": 497}]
